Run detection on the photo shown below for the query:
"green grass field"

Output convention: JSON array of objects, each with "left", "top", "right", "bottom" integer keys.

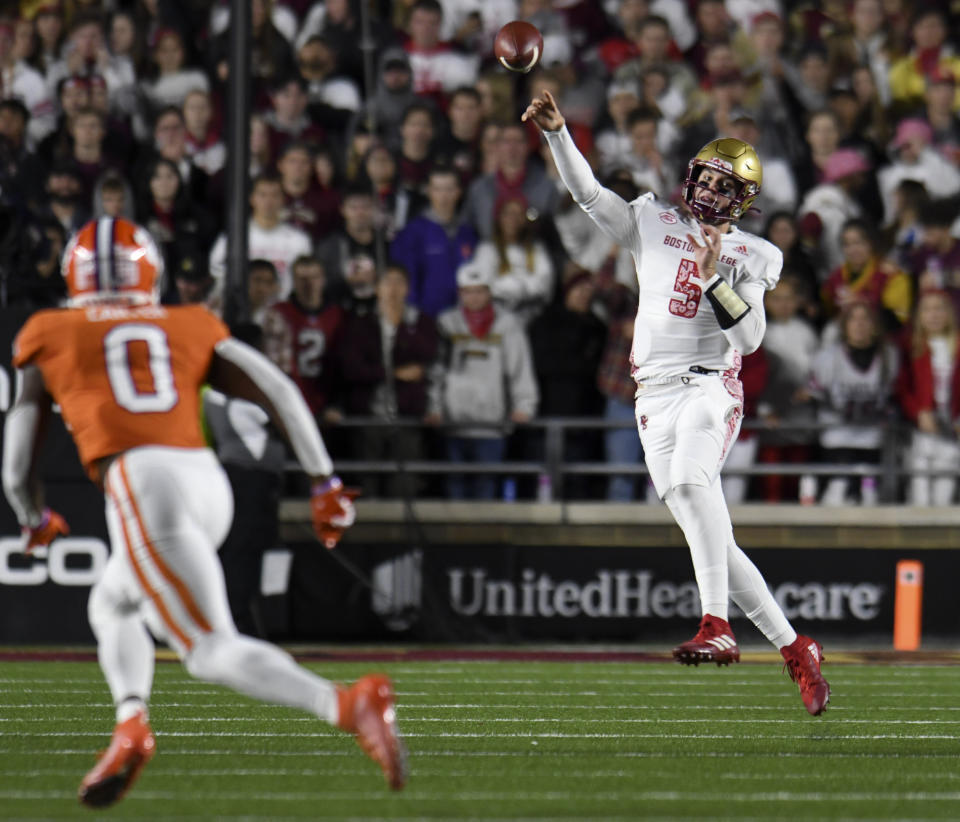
[{"left": 0, "top": 655, "right": 958, "bottom": 821}]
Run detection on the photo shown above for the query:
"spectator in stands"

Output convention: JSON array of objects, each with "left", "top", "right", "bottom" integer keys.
[
  {"left": 0, "top": 17, "right": 55, "bottom": 147},
  {"left": 825, "top": 0, "right": 893, "bottom": 107},
  {"left": 312, "top": 145, "right": 346, "bottom": 238},
  {"left": 794, "top": 109, "right": 842, "bottom": 198},
  {"left": 727, "top": 110, "right": 798, "bottom": 234},
  {"left": 471, "top": 194, "right": 554, "bottom": 325},
  {"left": 908, "top": 198, "right": 960, "bottom": 317},
  {"left": 141, "top": 105, "right": 212, "bottom": 206},
  {"left": 141, "top": 27, "right": 209, "bottom": 117},
  {"left": 315, "top": 184, "right": 385, "bottom": 307},
  {"left": 64, "top": 108, "right": 120, "bottom": 210},
  {"left": 297, "top": 33, "right": 362, "bottom": 133},
  {"left": 884, "top": 179, "right": 931, "bottom": 267},
  {"left": 849, "top": 64, "right": 894, "bottom": 157},
  {"left": 528, "top": 265, "right": 607, "bottom": 499},
  {"left": 461, "top": 121, "right": 560, "bottom": 240},
  {"left": 594, "top": 81, "right": 641, "bottom": 178},
  {"left": 888, "top": 8, "right": 960, "bottom": 117},
  {"left": 678, "top": 68, "right": 751, "bottom": 162},
  {"left": 104, "top": 9, "right": 138, "bottom": 120},
  {"left": 390, "top": 165, "right": 477, "bottom": 318},
  {"left": 435, "top": 260, "right": 539, "bottom": 499},
  {"left": 249, "top": 113, "right": 272, "bottom": 178},
  {"left": 362, "top": 142, "right": 417, "bottom": 240},
  {"left": 183, "top": 88, "right": 226, "bottom": 178},
  {"left": 171, "top": 249, "right": 213, "bottom": 306},
  {"left": 92, "top": 171, "right": 134, "bottom": 219},
  {"left": 798, "top": 147, "right": 871, "bottom": 277},
  {"left": 135, "top": 156, "right": 215, "bottom": 298},
  {"left": 45, "top": 13, "right": 117, "bottom": 105},
  {"left": 434, "top": 86, "right": 484, "bottom": 189},
  {"left": 247, "top": 258, "right": 280, "bottom": 327},
  {"left": 757, "top": 276, "right": 820, "bottom": 502},
  {"left": 613, "top": 14, "right": 697, "bottom": 112},
  {"left": 789, "top": 45, "right": 833, "bottom": 116},
  {"left": 821, "top": 218, "right": 912, "bottom": 338},
  {"left": 277, "top": 140, "right": 327, "bottom": 243},
  {"left": 263, "top": 74, "right": 325, "bottom": 165},
  {"left": 809, "top": 300, "right": 900, "bottom": 505},
  {"left": 12, "top": 215, "right": 66, "bottom": 309},
  {"left": 361, "top": 47, "right": 417, "bottom": 145},
  {"left": 263, "top": 254, "right": 344, "bottom": 418},
  {"left": 878, "top": 119, "right": 960, "bottom": 227},
  {"left": 403, "top": 0, "right": 479, "bottom": 108},
  {"left": 897, "top": 288, "right": 960, "bottom": 505},
  {"left": 34, "top": 5, "right": 66, "bottom": 81},
  {"left": 209, "top": 172, "right": 314, "bottom": 307},
  {"left": 721, "top": 348, "right": 770, "bottom": 504},
  {"left": 921, "top": 69, "right": 960, "bottom": 162},
  {"left": 210, "top": 0, "right": 296, "bottom": 104},
  {"left": 394, "top": 101, "right": 435, "bottom": 194},
  {"left": 617, "top": 107, "right": 675, "bottom": 199},
  {"left": 335, "top": 263, "right": 440, "bottom": 498},
  {"left": 0, "top": 99, "right": 34, "bottom": 205},
  {"left": 33, "top": 161, "right": 88, "bottom": 235},
  {"left": 36, "top": 74, "right": 90, "bottom": 167}
]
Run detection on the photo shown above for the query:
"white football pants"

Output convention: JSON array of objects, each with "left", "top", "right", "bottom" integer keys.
[
  {"left": 88, "top": 446, "right": 338, "bottom": 724},
  {"left": 636, "top": 379, "right": 796, "bottom": 647}
]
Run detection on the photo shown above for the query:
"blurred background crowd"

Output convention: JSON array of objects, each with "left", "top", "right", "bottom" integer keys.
[{"left": 1, "top": 0, "right": 960, "bottom": 505}]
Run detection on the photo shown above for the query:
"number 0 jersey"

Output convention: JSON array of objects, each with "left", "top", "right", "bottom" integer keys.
[
  {"left": 12, "top": 303, "right": 229, "bottom": 480},
  {"left": 628, "top": 193, "right": 782, "bottom": 382}
]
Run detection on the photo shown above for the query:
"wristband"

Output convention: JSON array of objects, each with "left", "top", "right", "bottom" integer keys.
[{"left": 704, "top": 276, "right": 750, "bottom": 330}]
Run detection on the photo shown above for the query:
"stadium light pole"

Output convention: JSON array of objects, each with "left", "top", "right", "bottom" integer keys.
[{"left": 223, "top": 0, "right": 251, "bottom": 329}]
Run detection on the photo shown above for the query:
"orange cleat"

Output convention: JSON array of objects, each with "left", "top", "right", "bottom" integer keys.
[
  {"left": 338, "top": 675, "right": 407, "bottom": 790},
  {"left": 78, "top": 710, "right": 155, "bottom": 808}
]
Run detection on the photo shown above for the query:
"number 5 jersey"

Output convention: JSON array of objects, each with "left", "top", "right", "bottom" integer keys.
[
  {"left": 624, "top": 192, "right": 782, "bottom": 383},
  {"left": 12, "top": 303, "right": 229, "bottom": 482}
]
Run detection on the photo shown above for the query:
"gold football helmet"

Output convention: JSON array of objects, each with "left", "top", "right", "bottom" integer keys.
[{"left": 682, "top": 138, "right": 762, "bottom": 223}]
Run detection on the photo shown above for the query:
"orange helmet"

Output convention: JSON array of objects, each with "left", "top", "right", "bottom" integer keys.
[{"left": 62, "top": 217, "right": 164, "bottom": 306}]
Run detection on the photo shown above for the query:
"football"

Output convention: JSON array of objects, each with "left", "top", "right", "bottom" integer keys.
[{"left": 494, "top": 21, "right": 544, "bottom": 74}]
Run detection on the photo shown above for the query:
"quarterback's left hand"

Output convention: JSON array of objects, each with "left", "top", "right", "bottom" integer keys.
[
  {"left": 24, "top": 508, "right": 70, "bottom": 554},
  {"left": 310, "top": 476, "right": 360, "bottom": 550}
]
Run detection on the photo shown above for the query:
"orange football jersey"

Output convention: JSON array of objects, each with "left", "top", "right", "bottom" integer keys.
[{"left": 13, "top": 303, "right": 230, "bottom": 481}]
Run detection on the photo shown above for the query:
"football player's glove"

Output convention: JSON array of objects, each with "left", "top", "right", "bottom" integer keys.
[
  {"left": 24, "top": 508, "right": 70, "bottom": 553},
  {"left": 310, "top": 476, "right": 359, "bottom": 550}
]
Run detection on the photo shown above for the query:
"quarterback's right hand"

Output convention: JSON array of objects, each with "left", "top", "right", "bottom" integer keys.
[
  {"left": 522, "top": 89, "right": 565, "bottom": 132},
  {"left": 310, "top": 476, "right": 359, "bottom": 550},
  {"left": 24, "top": 508, "right": 70, "bottom": 554}
]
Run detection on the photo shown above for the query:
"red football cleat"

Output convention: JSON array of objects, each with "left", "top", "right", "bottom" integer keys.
[
  {"left": 673, "top": 614, "right": 741, "bottom": 666},
  {"left": 781, "top": 635, "right": 830, "bottom": 716},
  {"left": 78, "top": 711, "right": 155, "bottom": 808},
  {"left": 338, "top": 675, "right": 407, "bottom": 790}
]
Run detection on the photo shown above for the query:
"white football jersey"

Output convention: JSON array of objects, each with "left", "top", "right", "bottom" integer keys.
[{"left": 625, "top": 193, "right": 782, "bottom": 382}]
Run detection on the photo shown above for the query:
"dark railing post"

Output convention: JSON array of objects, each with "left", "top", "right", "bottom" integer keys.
[{"left": 543, "top": 419, "right": 564, "bottom": 501}]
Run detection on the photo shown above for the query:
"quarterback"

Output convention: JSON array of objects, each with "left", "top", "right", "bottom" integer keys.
[
  {"left": 524, "top": 91, "right": 829, "bottom": 714},
  {"left": 1, "top": 218, "right": 407, "bottom": 806}
]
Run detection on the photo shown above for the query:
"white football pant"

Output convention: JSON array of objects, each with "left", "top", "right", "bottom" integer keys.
[
  {"left": 88, "top": 446, "right": 338, "bottom": 724},
  {"left": 636, "top": 379, "right": 796, "bottom": 647}
]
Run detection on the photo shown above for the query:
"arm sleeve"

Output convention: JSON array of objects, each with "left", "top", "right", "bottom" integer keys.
[
  {"left": 1, "top": 366, "right": 49, "bottom": 528},
  {"left": 542, "top": 126, "right": 641, "bottom": 252},
  {"left": 212, "top": 337, "right": 334, "bottom": 478},
  {"left": 703, "top": 274, "right": 768, "bottom": 354}
]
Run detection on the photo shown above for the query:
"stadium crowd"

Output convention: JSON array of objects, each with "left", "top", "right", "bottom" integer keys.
[{"left": 2, "top": 0, "right": 960, "bottom": 504}]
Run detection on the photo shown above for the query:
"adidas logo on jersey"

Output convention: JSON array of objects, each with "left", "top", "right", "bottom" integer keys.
[{"left": 734, "top": 244, "right": 748, "bottom": 255}]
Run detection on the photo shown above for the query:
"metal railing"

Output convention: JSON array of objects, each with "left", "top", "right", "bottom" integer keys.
[{"left": 300, "top": 416, "right": 929, "bottom": 503}]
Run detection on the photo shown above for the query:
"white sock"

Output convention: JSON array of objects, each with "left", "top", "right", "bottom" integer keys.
[
  {"left": 92, "top": 612, "right": 155, "bottom": 719},
  {"left": 727, "top": 540, "right": 796, "bottom": 648},
  {"left": 116, "top": 696, "right": 148, "bottom": 723},
  {"left": 185, "top": 632, "right": 339, "bottom": 725},
  {"left": 665, "top": 483, "right": 731, "bottom": 621}
]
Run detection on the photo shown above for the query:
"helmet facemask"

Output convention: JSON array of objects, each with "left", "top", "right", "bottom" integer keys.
[{"left": 681, "top": 138, "right": 762, "bottom": 224}]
